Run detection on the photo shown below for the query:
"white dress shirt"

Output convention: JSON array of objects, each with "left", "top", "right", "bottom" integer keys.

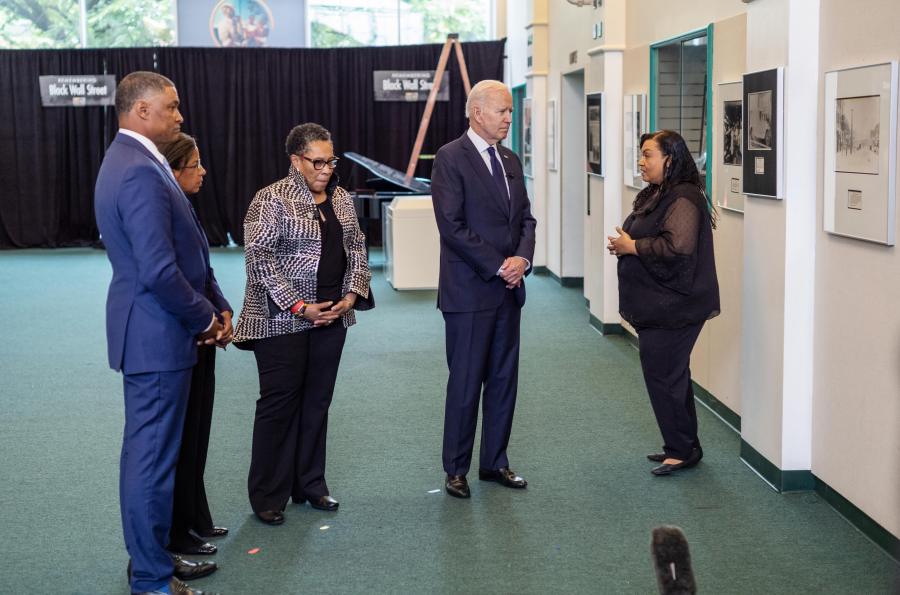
[
  {"left": 465, "top": 128, "right": 530, "bottom": 274},
  {"left": 466, "top": 127, "right": 510, "bottom": 197}
]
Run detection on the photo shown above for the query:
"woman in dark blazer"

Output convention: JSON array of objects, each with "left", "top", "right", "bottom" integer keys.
[
  {"left": 160, "top": 133, "right": 232, "bottom": 557},
  {"left": 233, "top": 123, "right": 372, "bottom": 525},
  {"left": 607, "top": 130, "right": 720, "bottom": 476}
]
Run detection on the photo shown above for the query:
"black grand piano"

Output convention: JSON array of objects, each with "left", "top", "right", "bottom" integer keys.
[{"left": 344, "top": 152, "right": 431, "bottom": 247}]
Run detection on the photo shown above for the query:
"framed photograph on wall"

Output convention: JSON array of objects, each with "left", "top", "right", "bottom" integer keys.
[
  {"left": 624, "top": 93, "right": 647, "bottom": 189},
  {"left": 586, "top": 92, "right": 602, "bottom": 176},
  {"left": 717, "top": 81, "right": 744, "bottom": 213},
  {"left": 523, "top": 97, "right": 533, "bottom": 177},
  {"left": 742, "top": 67, "right": 784, "bottom": 199},
  {"left": 547, "top": 99, "right": 558, "bottom": 171},
  {"left": 824, "top": 61, "right": 898, "bottom": 245}
]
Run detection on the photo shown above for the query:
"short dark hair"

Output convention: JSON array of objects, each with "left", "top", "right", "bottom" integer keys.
[
  {"left": 115, "top": 71, "right": 175, "bottom": 115},
  {"left": 285, "top": 123, "right": 331, "bottom": 156},
  {"left": 159, "top": 132, "right": 198, "bottom": 171}
]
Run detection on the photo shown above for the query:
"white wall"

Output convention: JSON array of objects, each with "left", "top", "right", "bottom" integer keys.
[{"left": 812, "top": 0, "right": 900, "bottom": 538}]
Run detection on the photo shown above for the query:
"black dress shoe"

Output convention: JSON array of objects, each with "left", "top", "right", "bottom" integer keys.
[
  {"left": 647, "top": 452, "right": 667, "bottom": 462},
  {"left": 478, "top": 467, "right": 528, "bottom": 488},
  {"left": 173, "top": 555, "right": 218, "bottom": 581},
  {"left": 146, "top": 576, "right": 218, "bottom": 595},
  {"left": 256, "top": 510, "right": 285, "bottom": 525},
  {"left": 195, "top": 526, "right": 228, "bottom": 539},
  {"left": 445, "top": 474, "right": 470, "bottom": 498},
  {"left": 169, "top": 533, "right": 217, "bottom": 556},
  {"left": 309, "top": 495, "right": 340, "bottom": 511}
]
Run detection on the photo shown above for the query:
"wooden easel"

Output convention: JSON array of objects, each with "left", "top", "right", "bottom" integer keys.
[{"left": 404, "top": 33, "right": 472, "bottom": 183}]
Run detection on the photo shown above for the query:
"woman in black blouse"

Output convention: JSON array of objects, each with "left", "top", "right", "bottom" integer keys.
[
  {"left": 607, "top": 130, "right": 720, "bottom": 476},
  {"left": 233, "top": 123, "right": 372, "bottom": 524}
]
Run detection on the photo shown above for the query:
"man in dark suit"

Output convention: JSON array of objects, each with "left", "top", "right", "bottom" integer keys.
[
  {"left": 95, "top": 71, "right": 224, "bottom": 595},
  {"left": 430, "top": 79, "right": 537, "bottom": 499}
]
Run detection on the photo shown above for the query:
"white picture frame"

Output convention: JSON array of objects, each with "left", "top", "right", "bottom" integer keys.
[
  {"left": 716, "top": 81, "right": 744, "bottom": 213},
  {"left": 824, "top": 61, "right": 897, "bottom": 245},
  {"left": 547, "top": 99, "right": 558, "bottom": 171},
  {"left": 623, "top": 93, "right": 647, "bottom": 189}
]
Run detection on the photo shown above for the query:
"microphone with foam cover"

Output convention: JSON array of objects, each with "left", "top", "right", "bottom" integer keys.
[{"left": 651, "top": 525, "right": 697, "bottom": 594}]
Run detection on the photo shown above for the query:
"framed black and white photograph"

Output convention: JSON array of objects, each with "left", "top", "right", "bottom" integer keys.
[
  {"left": 623, "top": 93, "right": 647, "bottom": 189},
  {"left": 586, "top": 92, "right": 602, "bottom": 176},
  {"left": 717, "top": 81, "right": 744, "bottom": 213},
  {"left": 523, "top": 97, "right": 533, "bottom": 177},
  {"left": 824, "top": 61, "right": 897, "bottom": 245},
  {"left": 547, "top": 99, "right": 558, "bottom": 171},
  {"left": 742, "top": 67, "right": 784, "bottom": 198}
]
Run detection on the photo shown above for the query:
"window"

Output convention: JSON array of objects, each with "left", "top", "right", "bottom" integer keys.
[
  {"left": 307, "top": 0, "right": 491, "bottom": 48},
  {"left": 0, "top": 0, "right": 175, "bottom": 49},
  {"left": 650, "top": 25, "right": 713, "bottom": 194}
]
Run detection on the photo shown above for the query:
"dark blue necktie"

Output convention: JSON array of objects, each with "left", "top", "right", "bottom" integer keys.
[{"left": 487, "top": 146, "right": 509, "bottom": 200}]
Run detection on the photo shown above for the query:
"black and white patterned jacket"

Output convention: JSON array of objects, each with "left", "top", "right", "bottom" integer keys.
[{"left": 234, "top": 167, "right": 371, "bottom": 343}]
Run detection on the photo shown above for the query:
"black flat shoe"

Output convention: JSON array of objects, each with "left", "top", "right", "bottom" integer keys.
[
  {"left": 255, "top": 510, "right": 285, "bottom": 525},
  {"left": 478, "top": 467, "right": 527, "bottom": 488},
  {"left": 309, "top": 495, "right": 339, "bottom": 511},
  {"left": 651, "top": 448, "right": 703, "bottom": 476},
  {"left": 195, "top": 526, "right": 228, "bottom": 539},
  {"left": 445, "top": 474, "right": 470, "bottom": 498}
]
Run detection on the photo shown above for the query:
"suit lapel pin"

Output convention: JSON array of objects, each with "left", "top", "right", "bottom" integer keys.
[{"left": 306, "top": 211, "right": 314, "bottom": 219}]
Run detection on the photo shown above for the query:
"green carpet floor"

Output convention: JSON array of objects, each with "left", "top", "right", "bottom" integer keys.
[{"left": 0, "top": 247, "right": 897, "bottom": 594}]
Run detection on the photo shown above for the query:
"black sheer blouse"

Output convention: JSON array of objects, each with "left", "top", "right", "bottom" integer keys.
[{"left": 617, "top": 182, "right": 720, "bottom": 329}]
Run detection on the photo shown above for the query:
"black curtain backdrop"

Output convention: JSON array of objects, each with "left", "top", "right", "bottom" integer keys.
[{"left": 0, "top": 40, "right": 505, "bottom": 248}]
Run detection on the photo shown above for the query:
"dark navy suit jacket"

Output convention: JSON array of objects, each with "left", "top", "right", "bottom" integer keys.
[
  {"left": 94, "top": 132, "right": 228, "bottom": 374},
  {"left": 431, "top": 131, "right": 537, "bottom": 313}
]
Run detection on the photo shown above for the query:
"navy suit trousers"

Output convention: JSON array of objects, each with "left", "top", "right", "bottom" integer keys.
[
  {"left": 442, "top": 290, "right": 521, "bottom": 475},
  {"left": 121, "top": 368, "right": 192, "bottom": 593}
]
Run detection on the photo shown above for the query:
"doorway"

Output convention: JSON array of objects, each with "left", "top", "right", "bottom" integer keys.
[{"left": 560, "top": 69, "right": 585, "bottom": 284}]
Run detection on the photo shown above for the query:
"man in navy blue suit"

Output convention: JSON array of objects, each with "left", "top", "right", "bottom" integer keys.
[
  {"left": 95, "top": 71, "right": 225, "bottom": 595},
  {"left": 431, "top": 79, "right": 537, "bottom": 499}
]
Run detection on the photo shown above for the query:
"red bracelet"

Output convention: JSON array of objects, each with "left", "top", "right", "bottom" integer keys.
[{"left": 290, "top": 300, "right": 306, "bottom": 315}]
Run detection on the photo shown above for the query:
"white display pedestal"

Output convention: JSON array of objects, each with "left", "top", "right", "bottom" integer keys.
[{"left": 383, "top": 195, "right": 440, "bottom": 290}]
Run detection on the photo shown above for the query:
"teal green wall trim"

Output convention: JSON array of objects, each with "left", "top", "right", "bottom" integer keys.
[
  {"left": 589, "top": 314, "right": 624, "bottom": 336},
  {"left": 704, "top": 23, "right": 714, "bottom": 200},
  {"left": 535, "top": 267, "right": 583, "bottom": 288},
  {"left": 691, "top": 380, "right": 740, "bottom": 431},
  {"left": 742, "top": 437, "right": 900, "bottom": 560},
  {"left": 813, "top": 476, "right": 900, "bottom": 562},
  {"left": 649, "top": 47, "right": 657, "bottom": 130},
  {"left": 584, "top": 298, "right": 590, "bottom": 309}
]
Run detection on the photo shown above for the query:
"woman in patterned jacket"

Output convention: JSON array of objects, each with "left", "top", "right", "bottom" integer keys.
[{"left": 233, "top": 123, "right": 373, "bottom": 526}]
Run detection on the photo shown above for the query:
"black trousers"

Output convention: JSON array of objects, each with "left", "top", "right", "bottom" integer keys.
[
  {"left": 248, "top": 324, "right": 347, "bottom": 513},
  {"left": 170, "top": 344, "right": 216, "bottom": 546},
  {"left": 442, "top": 290, "right": 521, "bottom": 476},
  {"left": 637, "top": 321, "right": 704, "bottom": 461}
]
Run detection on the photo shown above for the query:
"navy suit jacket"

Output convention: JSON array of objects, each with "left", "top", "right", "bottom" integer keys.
[
  {"left": 95, "top": 132, "right": 228, "bottom": 374},
  {"left": 431, "top": 132, "right": 537, "bottom": 313}
]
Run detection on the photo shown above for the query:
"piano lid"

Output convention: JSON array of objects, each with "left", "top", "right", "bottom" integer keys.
[{"left": 343, "top": 151, "right": 432, "bottom": 194}]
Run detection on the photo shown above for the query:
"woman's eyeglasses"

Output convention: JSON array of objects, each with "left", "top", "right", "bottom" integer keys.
[
  {"left": 299, "top": 155, "right": 340, "bottom": 170},
  {"left": 182, "top": 160, "right": 202, "bottom": 170}
]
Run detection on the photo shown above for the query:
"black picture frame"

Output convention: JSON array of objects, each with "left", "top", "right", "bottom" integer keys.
[
  {"left": 586, "top": 92, "right": 602, "bottom": 175},
  {"left": 742, "top": 67, "right": 784, "bottom": 198}
]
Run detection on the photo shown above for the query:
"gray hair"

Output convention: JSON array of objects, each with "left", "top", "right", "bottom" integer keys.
[
  {"left": 115, "top": 71, "right": 175, "bottom": 115},
  {"left": 465, "top": 79, "right": 509, "bottom": 118},
  {"left": 285, "top": 122, "right": 332, "bottom": 156}
]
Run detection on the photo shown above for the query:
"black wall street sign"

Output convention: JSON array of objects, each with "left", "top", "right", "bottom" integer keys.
[
  {"left": 373, "top": 71, "right": 450, "bottom": 102},
  {"left": 39, "top": 75, "right": 116, "bottom": 107}
]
